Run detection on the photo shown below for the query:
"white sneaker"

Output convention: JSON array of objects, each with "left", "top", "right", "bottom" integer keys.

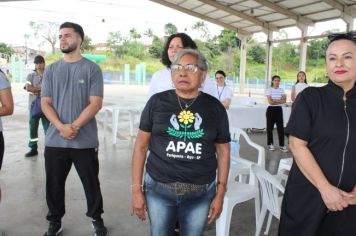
[
  {"left": 268, "top": 144, "right": 275, "bottom": 151},
  {"left": 280, "top": 146, "right": 288, "bottom": 153}
]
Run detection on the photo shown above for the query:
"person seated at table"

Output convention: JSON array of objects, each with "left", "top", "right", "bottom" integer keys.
[
  {"left": 291, "top": 71, "right": 308, "bottom": 102},
  {"left": 266, "top": 75, "right": 288, "bottom": 152},
  {"left": 214, "top": 70, "right": 233, "bottom": 109},
  {"left": 131, "top": 49, "right": 230, "bottom": 236}
]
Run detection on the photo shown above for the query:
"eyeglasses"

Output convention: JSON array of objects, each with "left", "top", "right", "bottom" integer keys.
[
  {"left": 171, "top": 64, "right": 198, "bottom": 73},
  {"left": 328, "top": 31, "right": 356, "bottom": 43}
]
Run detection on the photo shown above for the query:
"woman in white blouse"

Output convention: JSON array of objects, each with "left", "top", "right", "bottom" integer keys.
[
  {"left": 266, "top": 75, "right": 288, "bottom": 152},
  {"left": 148, "top": 33, "right": 215, "bottom": 98},
  {"left": 214, "top": 70, "right": 233, "bottom": 109},
  {"left": 291, "top": 71, "right": 309, "bottom": 102}
]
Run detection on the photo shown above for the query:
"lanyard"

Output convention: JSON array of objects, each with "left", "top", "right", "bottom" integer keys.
[{"left": 217, "top": 85, "right": 225, "bottom": 100}]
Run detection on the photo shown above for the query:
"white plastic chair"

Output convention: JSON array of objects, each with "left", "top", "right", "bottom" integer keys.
[
  {"left": 276, "top": 157, "right": 293, "bottom": 185},
  {"left": 102, "top": 105, "right": 142, "bottom": 144},
  {"left": 229, "top": 127, "right": 265, "bottom": 183},
  {"left": 216, "top": 128, "right": 265, "bottom": 236},
  {"left": 277, "top": 157, "right": 293, "bottom": 175},
  {"left": 252, "top": 164, "right": 285, "bottom": 236}
]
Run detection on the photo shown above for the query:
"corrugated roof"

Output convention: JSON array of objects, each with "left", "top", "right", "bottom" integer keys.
[{"left": 150, "top": 0, "right": 356, "bottom": 35}]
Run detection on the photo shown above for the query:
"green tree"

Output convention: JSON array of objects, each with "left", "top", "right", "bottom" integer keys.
[
  {"left": 192, "top": 21, "right": 210, "bottom": 39},
  {"left": 120, "top": 41, "right": 146, "bottom": 59},
  {"left": 0, "top": 42, "right": 13, "bottom": 56},
  {"left": 307, "top": 39, "right": 327, "bottom": 60},
  {"left": 29, "top": 21, "right": 59, "bottom": 54},
  {"left": 164, "top": 23, "right": 178, "bottom": 36},
  {"left": 106, "top": 31, "right": 124, "bottom": 51},
  {"left": 144, "top": 28, "right": 154, "bottom": 39},
  {"left": 273, "top": 42, "right": 298, "bottom": 75},
  {"left": 129, "top": 28, "right": 141, "bottom": 41},
  {"left": 81, "top": 35, "right": 95, "bottom": 52},
  {"left": 218, "top": 29, "right": 237, "bottom": 52},
  {"left": 248, "top": 44, "right": 266, "bottom": 64},
  {"left": 149, "top": 36, "right": 163, "bottom": 58}
]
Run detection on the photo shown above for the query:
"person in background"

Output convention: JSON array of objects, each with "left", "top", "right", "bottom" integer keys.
[
  {"left": 214, "top": 70, "right": 233, "bottom": 109},
  {"left": 265, "top": 75, "right": 288, "bottom": 152},
  {"left": 41, "top": 22, "right": 107, "bottom": 236},
  {"left": 148, "top": 32, "right": 215, "bottom": 98},
  {"left": 0, "top": 69, "right": 14, "bottom": 204},
  {"left": 131, "top": 49, "right": 230, "bottom": 236},
  {"left": 279, "top": 31, "right": 356, "bottom": 236},
  {"left": 25, "top": 55, "right": 50, "bottom": 157},
  {"left": 290, "top": 71, "right": 308, "bottom": 102}
]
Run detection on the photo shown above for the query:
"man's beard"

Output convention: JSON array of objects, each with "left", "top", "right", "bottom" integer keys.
[{"left": 61, "top": 43, "right": 78, "bottom": 54}]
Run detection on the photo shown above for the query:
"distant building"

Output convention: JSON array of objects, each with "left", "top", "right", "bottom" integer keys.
[
  {"left": 94, "top": 43, "right": 108, "bottom": 52},
  {"left": 0, "top": 53, "right": 10, "bottom": 66},
  {"left": 11, "top": 46, "right": 45, "bottom": 64}
]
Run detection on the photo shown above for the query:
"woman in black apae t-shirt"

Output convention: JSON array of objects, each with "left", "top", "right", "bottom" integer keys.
[{"left": 131, "top": 49, "right": 230, "bottom": 235}]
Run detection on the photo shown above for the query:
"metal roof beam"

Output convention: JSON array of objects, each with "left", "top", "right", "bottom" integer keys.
[
  {"left": 253, "top": 0, "right": 313, "bottom": 26},
  {"left": 149, "top": 0, "right": 250, "bottom": 35},
  {"left": 199, "top": 0, "right": 278, "bottom": 31},
  {"left": 320, "top": 0, "right": 356, "bottom": 17}
]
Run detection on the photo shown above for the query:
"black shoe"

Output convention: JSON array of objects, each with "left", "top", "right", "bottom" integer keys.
[
  {"left": 92, "top": 219, "right": 108, "bottom": 236},
  {"left": 44, "top": 222, "right": 62, "bottom": 236},
  {"left": 25, "top": 149, "right": 38, "bottom": 157}
]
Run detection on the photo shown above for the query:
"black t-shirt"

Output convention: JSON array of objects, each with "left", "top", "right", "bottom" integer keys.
[{"left": 140, "top": 90, "right": 230, "bottom": 184}]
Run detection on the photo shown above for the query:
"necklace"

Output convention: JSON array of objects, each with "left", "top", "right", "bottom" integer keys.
[{"left": 177, "top": 93, "right": 199, "bottom": 111}]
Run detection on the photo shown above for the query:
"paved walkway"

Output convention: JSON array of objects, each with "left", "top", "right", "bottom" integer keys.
[{"left": 0, "top": 83, "right": 290, "bottom": 235}]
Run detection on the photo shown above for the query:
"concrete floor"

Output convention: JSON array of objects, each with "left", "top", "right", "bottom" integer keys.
[{"left": 0, "top": 84, "right": 291, "bottom": 236}]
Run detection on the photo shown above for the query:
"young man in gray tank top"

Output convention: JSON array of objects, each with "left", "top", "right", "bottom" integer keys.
[{"left": 41, "top": 22, "right": 107, "bottom": 236}]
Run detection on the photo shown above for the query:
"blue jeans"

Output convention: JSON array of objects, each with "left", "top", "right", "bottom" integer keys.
[{"left": 144, "top": 173, "right": 216, "bottom": 236}]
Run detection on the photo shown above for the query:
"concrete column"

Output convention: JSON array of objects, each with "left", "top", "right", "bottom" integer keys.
[
  {"left": 265, "top": 31, "right": 273, "bottom": 89},
  {"left": 299, "top": 26, "right": 308, "bottom": 72},
  {"left": 238, "top": 35, "right": 247, "bottom": 94},
  {"left": 343, "top": 15, "right": 354, "bottom": 31}
]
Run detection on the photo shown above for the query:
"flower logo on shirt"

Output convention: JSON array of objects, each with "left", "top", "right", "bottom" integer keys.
[
  {"left": 167, "top": 110, "right": 204, "bottom": 141},
  {"left": 178, "top": 110, "right": 194, "bottom": 125}
]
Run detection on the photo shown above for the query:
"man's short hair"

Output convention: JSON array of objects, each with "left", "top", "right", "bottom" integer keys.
[{"left": 60, "top": 22, "right": 84, "bottom": 42}]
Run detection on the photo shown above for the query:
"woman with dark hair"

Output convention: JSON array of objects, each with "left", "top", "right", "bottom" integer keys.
[
  {"left": 214, "top": 70, "right": 233, "bottom": 109},
  {"left": 291, "top": 71, "right": 308, "bottom": 102},
  {"left": 148, "top": 33, "right": 215, "bottom": 97},
  {"left": 265, "top": 75, "right": 288, "bottom": 152},
  {"left": 279, "top": 32, "right": 356, "bottom": 235}
]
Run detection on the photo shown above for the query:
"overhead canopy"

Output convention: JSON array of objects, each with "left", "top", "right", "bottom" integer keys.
[{"left": 150, "top": 0, "right": 356, "bottom": 36}]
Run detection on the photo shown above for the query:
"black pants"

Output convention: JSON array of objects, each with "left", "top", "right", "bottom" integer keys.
[
  {"left": 266, "top": 106, "right": 284, "bottom": 146},
  {"left": 0, "top": 132, "right": 4, "bottom": 170},
  {"left": 0, "top": 132, "right": 4, "bottom": 203},
  {"left": 44, "top": 147, "right": 104, "bottom": 222}
]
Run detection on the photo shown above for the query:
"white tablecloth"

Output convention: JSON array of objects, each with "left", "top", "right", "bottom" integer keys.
[{"left": 228, "top": 105, "right": 291, "bottom": 129}]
